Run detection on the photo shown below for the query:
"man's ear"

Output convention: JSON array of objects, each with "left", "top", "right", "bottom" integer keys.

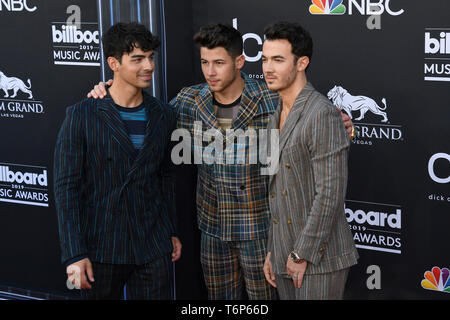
[
  {"left": 296, "top": 56, "right": 310, "bottom": 72},
  {"left": 107, "top": 56, "right": 120, "bottom": 72},
  {"left": 235, "top": 54, "right": 246, "bottom": 70}
]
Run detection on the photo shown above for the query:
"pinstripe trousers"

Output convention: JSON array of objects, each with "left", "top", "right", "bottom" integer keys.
[
  {"left": 274, "top": 268, "right": 349, "bottom": 300},
  {"left": 80, "top": 254, "right": 173, "bottom": 300}
]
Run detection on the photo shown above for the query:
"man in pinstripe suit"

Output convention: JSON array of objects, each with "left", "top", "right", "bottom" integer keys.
[
  {"left": 54, "top": 22, "right": 181, "bottom": 300},
  {"left": 262, "top": 22, "right": 359, "bottom": 300}
]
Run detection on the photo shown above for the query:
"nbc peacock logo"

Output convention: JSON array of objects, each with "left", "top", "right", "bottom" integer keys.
[
  {"left": 309, "top": 0, "right": 346, "bottom": 15},
  {"left": 421, "top": 267, "right": 450, "bottom": 294}
]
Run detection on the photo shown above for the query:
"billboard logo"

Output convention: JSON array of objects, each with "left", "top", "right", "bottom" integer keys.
[
  {"left": 425, "top": 32, "right": 450, "bottom": 55},
  {"left": 52, "top": 25, "right": 99, "bottom": 45},
  {"left": 0, "top": 163, "right": 49, "bottom": 207},
  {"left": 309, "top": 0, "right": 346, "bottom": 15},
  {"left": 345, "top": 200, "right": 402, "bottom": 254},
  {"left": 51, "top": 5, "right": 100, "bottom": 67},
  {"left": 0, "top": 166, "right": 47, "bottom": 186},
  {"left": 421, "top": 267, "right": 450, "bottom": 293},
  {"left": 424, "top": 28, "right": 450, "bottom": 82}
]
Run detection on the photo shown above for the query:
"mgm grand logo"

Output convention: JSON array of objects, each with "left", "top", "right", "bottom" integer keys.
[
  {"left": 328, "top": 85, "right": 404, "bottom": 146},
  {"left": 0, "top": 69, "right": 44, "bottom": 119}
]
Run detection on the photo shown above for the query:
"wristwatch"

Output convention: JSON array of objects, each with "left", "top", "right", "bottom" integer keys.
[{"left": 290, "top": 251, "right": 304, "bottom": 264}]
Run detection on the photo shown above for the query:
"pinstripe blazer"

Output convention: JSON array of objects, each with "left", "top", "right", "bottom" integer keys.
[
  {"left": 267, "top": 83, "right": 358, "bottom": 276},
  {"left": 173, "top": 73, "right": 279, "bottom": 241},
  {"left": 54, "top": 91, "right": 177, "bottom": 266}
]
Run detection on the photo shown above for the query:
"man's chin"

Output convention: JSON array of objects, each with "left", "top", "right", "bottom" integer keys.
[
  {"left": 137, "top": 81, "right": 152, "bottom": 88},
  {"left": 208, "top": 85, "right": 224, "bottom": 93},
  {"left": 266, "top": 83, "right": 280, "bottom": 92}
]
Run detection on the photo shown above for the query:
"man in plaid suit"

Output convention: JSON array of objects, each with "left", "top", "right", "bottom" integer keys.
[{"left": 89, "top": 23, "right": 354, "bottom": 300}]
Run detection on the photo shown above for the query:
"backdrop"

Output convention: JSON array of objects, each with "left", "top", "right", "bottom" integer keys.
[{"left": 0, "top": 0, "right": 448, "bottom": 300}]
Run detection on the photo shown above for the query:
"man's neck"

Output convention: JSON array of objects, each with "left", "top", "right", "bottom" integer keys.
[
  {"left": 279, "top": 75, "right": 307, "bottom": 111},
  {"left": 212, "top": 73, "right": 245, "bottom": 105},
  {"left": 108, "top": 78, "right": 143, "bottom": 108}
]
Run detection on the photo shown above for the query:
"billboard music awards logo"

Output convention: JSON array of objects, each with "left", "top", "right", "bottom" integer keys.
[
  {"left": 0, "top": 69, "right": 45, "bottom": 119},
  {"left": 345, "top": 200, "right": 402, "bottom": 254},
  {"left": 327, "top": 85, "right": 404, "bottom": 146},
  {"left": 0, "top": 163, "right": 49, "bottom": 207},
  {"left": 51, "top": 5, "right": 100, "bottom": 67},
  {"left": 424, "top": 28, "right": 450, "bottom": 82},
  {"left": 421, "top": 267, "right": 450, "bottom": 294}
]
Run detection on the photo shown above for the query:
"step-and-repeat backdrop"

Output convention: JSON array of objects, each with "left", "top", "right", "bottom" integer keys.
[{"left": 0, "top": 0, "right": 449, "bottom": 299}]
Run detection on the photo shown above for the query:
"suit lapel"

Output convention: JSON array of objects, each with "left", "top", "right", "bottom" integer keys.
[
  {"left": 96, "top": 97, "right": 136, "bottom": 158},
  {"left": 231, "top": 76, "right": 261, "bottom": 131},
  {"left": 268, "top": 83, "right": 315, "bottom": 188},
  {"left": 129, "top": 94, "right": 164, "bottom": 173},
  {"left": 268, "top": 102, "right": 282, "bottom": 187},
  {"left": 196, "top": 87, "right": 220, "bottom": 130},
  {"left": 278, "top": 83, "right": 315, "bottom": 153}
]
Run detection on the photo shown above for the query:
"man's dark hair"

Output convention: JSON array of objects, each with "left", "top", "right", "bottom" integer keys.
[
  {"left": 193, "top": 24, "right": 243, "bottom": 58},
  {"left": 264, "top": 21, "right": 313, "bottom": 64},
  {"left": 102, "top": 22, "right": 160, "bottom": 62}
]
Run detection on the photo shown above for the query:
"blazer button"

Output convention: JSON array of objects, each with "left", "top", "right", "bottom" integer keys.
[
  {"left": 273, "top": 218, "right": 278, "bottom": 224},
  {"left": 240, "top": 185, "right": 246, "bottom": 190},
  {"left": 287, "top": 219, "right": 292, "bottom": 225},
  {"left": 286, "top": 162, "right": 291, "bottom": 169},
  {"left": 270, "top": 193, "right": 275, "bottom": 198},
  {"left": 282, "top": 190, "right": 287, "bottom": 197}
]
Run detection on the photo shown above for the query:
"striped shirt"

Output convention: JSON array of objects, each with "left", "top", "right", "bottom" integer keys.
[{"left": 114, "top": 102, "right": 147, "bottom": 151}]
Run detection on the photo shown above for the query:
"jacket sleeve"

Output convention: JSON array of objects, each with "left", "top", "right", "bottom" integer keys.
[
  {"left": 53, "top": 105, "right": 88, "bottom": 265},
  {"left": 293, "top": 103, "right": 350, "bottom": 265}
]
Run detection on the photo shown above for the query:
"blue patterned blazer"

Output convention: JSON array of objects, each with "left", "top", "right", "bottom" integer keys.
[{"left": 54, "top": 91, "right": 177, "bottom": 266}]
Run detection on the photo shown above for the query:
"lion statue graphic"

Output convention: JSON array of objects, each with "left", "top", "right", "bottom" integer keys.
[
  {"left": 327, "top": 85, "right": 388, "bottom": 123},
  {"left": 0, "top": 70, "right": 33, "bottom": 99}
]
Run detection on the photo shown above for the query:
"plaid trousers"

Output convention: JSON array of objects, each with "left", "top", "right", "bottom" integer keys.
[
  {"left": 79, "top": 254, "right": 173, "bottom": 300},
  {"left": 200, "top": 232, "right": 278, "bottom": 300}
]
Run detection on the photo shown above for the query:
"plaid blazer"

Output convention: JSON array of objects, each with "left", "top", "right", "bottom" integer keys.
[
  {"left": 173, "top": 73, "right": 279, "bottom": 241},
  {"left": 54, "top": 91, "right": 177, "bottom": 266}
]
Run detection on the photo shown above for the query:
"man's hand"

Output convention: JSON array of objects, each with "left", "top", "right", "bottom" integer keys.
[
  {"left": 263, "top": 252, "right": 277, "bottom": 288},
  {"left": 286, "top": 257, "right": 307, "bottom": 288},
  {"left": 67, "top": 258, "right": 94, "bottom": 290},
  {"left": 339, "top": 109, "right": 355, "bottom": 140},
  {"left": 171, "top": 237, "right": 182, "bottom": 262},
  {"left": 87, "top": 79, "right": 113, "bottom": 99}
]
